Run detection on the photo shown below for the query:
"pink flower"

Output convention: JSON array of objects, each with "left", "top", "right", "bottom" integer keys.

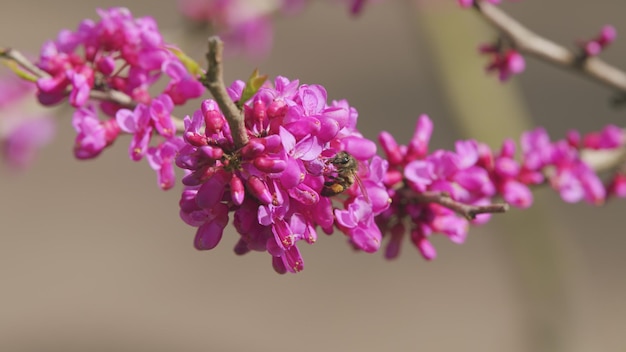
[
  {"left": 177, "top": 0, "right": 278, "bottom": 59},
  {"left": 162, "top": 60, "right": 205, "bottom": 105},
  {"left": 376, "top": 115, "right": 623, "bottom": 262},
  {"left": 73, "top": 105, "right": 119, "bottom": 159},
  {"left": 378, "top": 115, "right": 494, "bottom": 261},
  {"left": 116, "top": 104, "right": 153, "bottom": 161},
  {"left": 36, "top": 7, "right": 204, "bottom": 115},
  {"left": 480, "top": 45, "right": 526, "bottom": 82},
  {"left": 147, "top": 138, "right": 186, "bottom": 190},
  {"left": 177, "top": 76, "right": 386, "bottom": 273},
  {"left": 2, "top": 115, "right": 56, "bottom": 170},
  {"left": 581, "top": 25, "right": 617, "bottom": 57}
]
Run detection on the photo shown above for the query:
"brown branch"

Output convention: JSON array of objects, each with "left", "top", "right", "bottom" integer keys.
[
  {"left": 474, "top": 0, "right": 626, "bottom": 94},
  {"left": 415, "top": 191, "right": 510, "bottom": 220},
  {"left": 202, "top": 36, "right": 248, "bottom": 148},
  {"left": 0, "top": 47, "right": 48, "bottom": 78}
]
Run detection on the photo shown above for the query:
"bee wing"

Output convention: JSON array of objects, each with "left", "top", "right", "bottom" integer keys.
[{"left": 353, "top": 173, "right": 370, "bottom": 203}]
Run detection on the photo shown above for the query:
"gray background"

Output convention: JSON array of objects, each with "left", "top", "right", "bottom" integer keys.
[{"left": 1, "top": 1, "right": 625, "bottom": 351}]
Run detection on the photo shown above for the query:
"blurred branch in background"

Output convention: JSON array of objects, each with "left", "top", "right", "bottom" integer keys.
[{"left": 474, "top": 0, "right": 626, "bottom": 96}]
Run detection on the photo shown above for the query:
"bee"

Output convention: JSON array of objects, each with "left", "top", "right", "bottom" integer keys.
[{"left": 321, "top": 151, "right": 369, "bottom": 201}]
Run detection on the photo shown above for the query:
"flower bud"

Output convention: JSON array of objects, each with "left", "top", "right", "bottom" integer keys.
[
  {"left": 252, "top": 99, "right": 267, "bottom": 124},
  {"left": 195, "top": 170, "right": 230, "bottom": 209},
  {"left": 240, "top": 138, "right": 265, "bottom": 158},
  {"left": 96, "top": 56, "right": 115, "bottom": 76},
  {"left": 411, "top": 228, "right": 436, "bottom": 261},
  {"left": 247, "top": 176, "right": 273, "bottom": 204},
  {"left": 198, "top": 145, "right": 224, "bottom": 160},
  {"left": 406, "top": 114, "right": 433, "bottom": 161},
  {"left": 379, "top": 132, "right": 403, "bottom": 166},
  {"left": 267, "top": 100, "right": 288, "bottom": 120},
  {"left": 254, "top": 156, "right": 287, "bottom": 173},
  {"left": 194, "top": 218, "right": 226, "bottom": 250},
  {"left": 608, "top": 173, "right": 626, "bottom": 198},
  {"left": 230, "top": 175, "right": 245, "bottom": 205},
  {"left": 201, "top": 99, "right": 225, "bottom": 134}
]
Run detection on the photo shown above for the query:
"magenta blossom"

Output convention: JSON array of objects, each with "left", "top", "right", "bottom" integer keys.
[
  {"left": 35, "top": 7, "right": 203, "bottom": 167},
  {"left": 378, "top": 115, "right": 496, "bottom": 260},
  {"left": 376, "top": 115, "right": 624, "bottom": 262},
  {"left": 177, "top": 0, "right": 279, "bottom": 59},
  {"left": 177, "top": 76, "right": 388, "bottom": 273},
  {"left": 580, "top": 25, "right": 617, "bottom": 57},
  {"left": 479, "top": 44, "right": 525, "bottom": 82},
  {"left": 2, "top": 115, "right": 56, "bottom": 170},
  {"left": 147, "top": 137, "right": 186, "bottom": 190},
  {"left": 175, "top": 0, "right": 376, "bottom": 58},
  {"left": 72, "top": 105, "right": 120, "bottom": 159},
  {"left": 116, "top": 94, "right": 184, "bottom": 187}
]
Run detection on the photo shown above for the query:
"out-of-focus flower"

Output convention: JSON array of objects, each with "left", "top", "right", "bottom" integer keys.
[
  {"left": 580, "top": 25, "right": 617, "bottom": 57},
  {"left": 480, "top": 44, "right": 525, "bottom": 82},
  {"left": 0, "top": 74, "right": 56, "bottom": 170},
  {"left": 458, "top": 0, "right": 501, "bottom": 9},
  {"left": 176, "top": 0, "right": 375, "bottom": 58},
  {"left": 177, "top": 0, "right": 282, "bottom": 58}
]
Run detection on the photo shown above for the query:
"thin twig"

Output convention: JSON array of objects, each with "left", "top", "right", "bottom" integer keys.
[
  {"left": 415, "top": 191, "right": 510, "bottom": 220},
  {"left": 474, "top": 0, "right": 626, "bottom": 94},
  {"left": 0, "top": 47, "right": 48, "bottom": 78},
  {"left": 202, "top": 36, "right": 249, "bottom": 148}
]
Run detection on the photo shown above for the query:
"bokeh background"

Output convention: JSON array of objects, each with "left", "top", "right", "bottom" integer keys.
[{"left": 1, "top": 1, "right": 625, "bottom": 351}]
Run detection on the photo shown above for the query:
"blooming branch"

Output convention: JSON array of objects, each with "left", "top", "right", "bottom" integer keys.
[
  {"left": 0, "top": 47, "right": 48, "bottom": 79},
  {"left": 3, "top": 4, "right": 626, "bottom": 274},
  {"left": 473, "top": 0, "right": 626, "bottom": 94}
]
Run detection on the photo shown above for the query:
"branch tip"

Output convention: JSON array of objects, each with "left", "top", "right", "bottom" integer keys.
[{"left": 203, "top": 36, "right": 248, "bottom": 148}]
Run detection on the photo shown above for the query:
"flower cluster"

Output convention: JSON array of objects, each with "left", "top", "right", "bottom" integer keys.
[
  {"left": 514, "top": 126, "right": 624, "bottom": 204},
  {"left": 177, "top": 76, "right": 390, "bottom": 273},
  {"left": 580, "top": 25, "right": 617, "bottom": 57},
  {"left": 376, "top": 115, "right": 625, "bottom": 261},
  {"left": 35, "top": 7, "right": 204, "bottom": 188}
]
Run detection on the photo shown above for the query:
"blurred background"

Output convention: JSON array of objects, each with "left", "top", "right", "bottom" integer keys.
[{"left": 1, "top": 0, "right": 625, "bottom": 351}]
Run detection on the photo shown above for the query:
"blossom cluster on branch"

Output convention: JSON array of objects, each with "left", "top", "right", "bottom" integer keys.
[
  {"left": 177, "top": 77, "right": 390, "bottom": 273},
  {"left": 1, "top": 2, "right": 626, "bottom": 273}
]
